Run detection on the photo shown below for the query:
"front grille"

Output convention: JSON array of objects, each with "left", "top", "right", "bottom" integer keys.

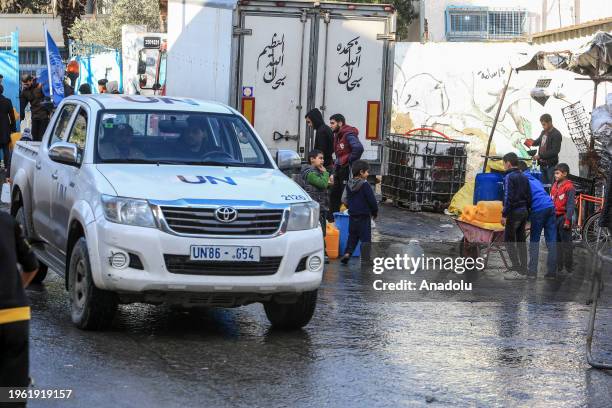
[
  {"left": 160, "top": 207, "right": 284, "bottom": 236},
  {"left": 164, "top": 255, "right": 283, "bottom": 276}
]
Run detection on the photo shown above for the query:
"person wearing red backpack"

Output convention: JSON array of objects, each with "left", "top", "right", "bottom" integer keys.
[{"left": 550, "top": 163, "right": 576, "bottom": 278}]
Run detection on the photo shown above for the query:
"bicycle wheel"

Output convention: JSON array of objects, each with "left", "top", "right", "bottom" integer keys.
[{"left": 582, "top": 212, "right": 610, "bottom": 253}]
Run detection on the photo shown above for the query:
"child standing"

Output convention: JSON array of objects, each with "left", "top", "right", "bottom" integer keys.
[
  {"left": 550, "top": 163, "right": 575, "bottom": 277},
  {"left": 340, "top": 160, "right": 378, "bottom": 264},
  {"left": 517, "top": 161, "right": 557, "bottom": 279},
  {"left": 301, "top": 149, "right": 331, "bottom": 261},
  {"left": 501, "top": 153, "right": 532, "bottom": 280}
]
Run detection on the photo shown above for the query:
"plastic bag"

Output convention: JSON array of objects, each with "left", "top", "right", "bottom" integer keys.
[{"left": 448, "top": 182, "right": 475, "bottom": 216}]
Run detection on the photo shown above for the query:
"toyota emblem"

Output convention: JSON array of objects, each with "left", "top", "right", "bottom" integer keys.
[{"left": 215, "top": 207, "right": 238, "bottom": 223}]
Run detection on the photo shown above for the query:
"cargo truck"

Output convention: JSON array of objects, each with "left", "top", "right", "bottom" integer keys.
[{"left": 166, "top": 0, "right": 396, "bottom": 172}]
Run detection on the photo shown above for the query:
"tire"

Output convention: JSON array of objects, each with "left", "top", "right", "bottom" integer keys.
[
  {"left": 458, "top": 239, "right": 480, "bottom": 273},
  {"left": 582, "top": 212, "right": 609, "bottom": 253},
  {"left": 69, "top": 237, "right": 118, "bottom": 330},
  {"left": 15, "top": 204, "right": 47, "bottom": 283},
  {"left": 264, "top": 290, "right": 318, "bottom": 330}
]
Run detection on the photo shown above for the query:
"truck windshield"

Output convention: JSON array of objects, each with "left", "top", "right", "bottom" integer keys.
[{"left": 95, "top": 111, "right": 271, "bottom": 167}]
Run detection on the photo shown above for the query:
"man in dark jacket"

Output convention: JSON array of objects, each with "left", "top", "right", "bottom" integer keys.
[
  {"left": 501, "top": 152, "right": 532, "bottom": 280},
  {"left": 0, "top": 85, "right": 16, "bottom": 177},
  {"left": 305, "top": 108, "right": 334, "bottom": 169},
  {"left": 0, "top": 212, "right": 39, "bottom": 392},
  {"left": 525, "top": 113, "right": 562, "bottom": 187},
  {"left": 329, "top": 113, "right": 364, "bottom": 221},
  {"left": 20, "top": 75, "right": 50, "bottom": 142}
]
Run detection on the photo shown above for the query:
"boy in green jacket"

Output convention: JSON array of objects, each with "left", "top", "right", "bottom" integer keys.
[{"left": 301, "top": 149, "right": 331, "bottom": 261}]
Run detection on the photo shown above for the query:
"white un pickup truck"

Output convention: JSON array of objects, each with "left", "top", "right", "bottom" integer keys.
[{"left": 7, "top": 95, "right": 324, "bottom": 330}]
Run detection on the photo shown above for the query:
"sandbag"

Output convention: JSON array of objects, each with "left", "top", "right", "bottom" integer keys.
[{"left": 475, "top": 200, "right": 503, "bottom": 223}]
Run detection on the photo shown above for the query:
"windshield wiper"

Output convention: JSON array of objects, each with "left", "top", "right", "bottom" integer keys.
[
  {"left": 101, "top": 159, "right": 159, "bottom": 164},
  {"left": 185, "top": 161, "right": 243, "bottom": 167}
]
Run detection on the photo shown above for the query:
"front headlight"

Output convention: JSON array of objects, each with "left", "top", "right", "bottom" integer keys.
[
  {"left": 287, "top": 202, "right": 320, "bottom": 231},
  {"left": 101, "top": 195, "right": 156, "bottom": 228}
]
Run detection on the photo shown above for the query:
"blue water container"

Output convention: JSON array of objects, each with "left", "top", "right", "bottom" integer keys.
[
  {"left": 474, "top": 172, "right": 504, "bottom": 204},
  {"left": 333, "top": 212, "right": 361, "bottom": 257}
]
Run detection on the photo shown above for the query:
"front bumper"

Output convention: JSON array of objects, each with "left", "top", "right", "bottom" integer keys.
[{"left": 86, "top": 218, "right": 324, "bottom": 296}]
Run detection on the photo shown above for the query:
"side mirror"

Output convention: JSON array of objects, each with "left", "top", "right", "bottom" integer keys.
[
  {"left": 276, "top": 150, "right": 301, "bottom": 171},
  {"left": 49, "top": 142, "right": 80, "bottom": 166}
]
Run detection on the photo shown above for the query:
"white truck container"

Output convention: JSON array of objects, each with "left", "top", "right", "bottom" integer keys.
[
  {"left": 166, "top": 0, "right": 396, "bottom": 172},
  {"left": 6, "top": 94, "right": 324, "bottom": 330}
]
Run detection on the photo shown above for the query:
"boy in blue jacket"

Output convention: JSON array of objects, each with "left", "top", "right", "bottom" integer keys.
[
  {"left": 502, "top": 153, "right": 532, "bottom": 280},
  {"left": 518, "top": 161, "right": 557, "bottom": 279},
  {"left": 340, "top": 160, "right": 378, "bottom": 264}
]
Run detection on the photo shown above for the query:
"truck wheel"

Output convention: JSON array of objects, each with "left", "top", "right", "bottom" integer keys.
[
  {"left": 15, "top": 205, "right": 47, "bottom": 283},
  {"left": 69, "top": 237, "right": 118, "bottom": 330},
  {"left": 264, "top": 290, "right": 317, "bottom": 330}
]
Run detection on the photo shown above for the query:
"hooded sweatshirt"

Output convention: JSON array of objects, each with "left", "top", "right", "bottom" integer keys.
[
  {"left": 334, "top": 125, "right": 363, "bottom": 167},
  {"left": 524, "top": 171, "right": 554, "bottom": 213},
  {"left": 342, "top": 178, "right": 378, "bottom": 218},
  {"left": 305, "top": 109, "right": 334, "bottom": 167}
]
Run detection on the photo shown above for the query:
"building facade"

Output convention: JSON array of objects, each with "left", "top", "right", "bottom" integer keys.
[{"left": 413, "top": 0, "right": 612, "bottom": 42}]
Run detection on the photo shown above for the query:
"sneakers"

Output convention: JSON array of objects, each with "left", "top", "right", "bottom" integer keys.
[
  {"left": 543, "top": 273, "right": 557, "bottom": 280},
  {"left": 504, "top": 270, "right": 527, "bottom": 280},
  {"left": 340, "top": 254, "right": 350, "bottom": 264},
  {"left": 526, "top": 273, "right": 537, "bottom": 281}
]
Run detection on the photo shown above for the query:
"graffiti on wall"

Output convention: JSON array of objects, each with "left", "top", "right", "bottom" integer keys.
[{"left": 391, "top": 42, "right": 602, "bottom": 176}]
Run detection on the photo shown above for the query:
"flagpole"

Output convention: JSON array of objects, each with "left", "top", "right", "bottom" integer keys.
[{"left": 43, "top": 21, "right": 53, "bottom": 97}]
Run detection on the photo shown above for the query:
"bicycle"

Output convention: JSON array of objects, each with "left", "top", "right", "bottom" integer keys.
[{"left": 572, "top": 192, "right": 609, "bottom": 252}]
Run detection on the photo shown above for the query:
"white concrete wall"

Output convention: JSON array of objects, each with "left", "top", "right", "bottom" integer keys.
[{"left": 391, "top": 41, "right": 611, "bottom": 178}]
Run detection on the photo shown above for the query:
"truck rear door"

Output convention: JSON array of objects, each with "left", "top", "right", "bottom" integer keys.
[
  {"left": 236, "top": 10, "right": 312, "bottom": 156},
  {"left": 315, "top": 13, "right": 392, "bottom": 164}
]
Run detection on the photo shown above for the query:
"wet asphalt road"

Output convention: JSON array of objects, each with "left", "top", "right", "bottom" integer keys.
[{"left": 8, "top": 204, "right": 612, "bottom": 407}]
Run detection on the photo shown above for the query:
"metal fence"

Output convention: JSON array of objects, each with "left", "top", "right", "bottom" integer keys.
[{"left": 446, "top": 7, "right": 527, "bottom": 41}]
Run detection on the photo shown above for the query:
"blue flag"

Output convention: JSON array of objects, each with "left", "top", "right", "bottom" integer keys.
[{"left": 45, "top": 30, "right": 65, "bottom": 106}]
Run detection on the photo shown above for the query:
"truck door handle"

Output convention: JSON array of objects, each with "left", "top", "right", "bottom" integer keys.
[
  {"left": 51, "top": 172, "right": 58, "bottom": 180},
  {"left": 35, "top": 162, "right": 42, "bottom": 170}
]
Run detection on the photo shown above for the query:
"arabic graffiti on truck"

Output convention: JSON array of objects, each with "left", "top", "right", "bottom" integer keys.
[
  {"left": 337, "top": 36, "right": 363, "bottom": 92},
  {"left": 257, "top": 33, "right": 287, "bottom": 90}
]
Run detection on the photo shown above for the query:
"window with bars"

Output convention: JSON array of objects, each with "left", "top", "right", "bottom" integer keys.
[
  {"left": 446, "top": 7, "right": 527, "bottom": 41},
  {"left": 18, "top": 47, "right": 68, "bottom": 80}
]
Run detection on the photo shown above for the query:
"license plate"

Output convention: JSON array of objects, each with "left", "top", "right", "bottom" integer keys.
[{"left": 189, "top": 246, "right": 261, "bottom": 262}]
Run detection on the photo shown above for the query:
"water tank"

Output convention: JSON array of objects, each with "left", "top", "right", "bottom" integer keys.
[{"left": 474, "top": 173, "right": 504, "bottom": 204}]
